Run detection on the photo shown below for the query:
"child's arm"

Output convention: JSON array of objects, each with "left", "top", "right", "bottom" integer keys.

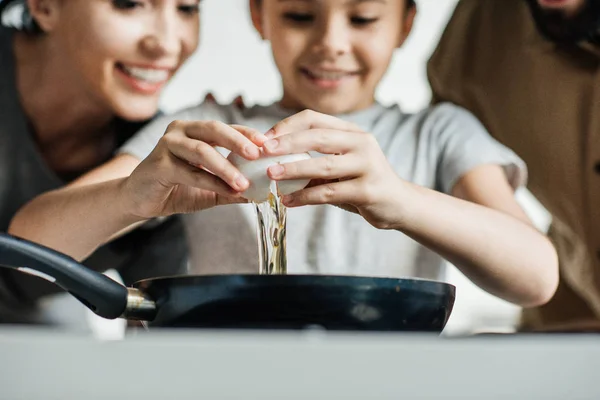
[
  {"left": 9, "top": 121, "right": 267, "bottom": 261},
  {"left": 263, "top": 110, "right": 558, "bottom": 308}
]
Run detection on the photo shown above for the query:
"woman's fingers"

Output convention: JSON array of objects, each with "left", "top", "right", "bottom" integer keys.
[
  {"left": 171, "top": 120, "right": 265, "bottom": 160},
  {"left": 230, "top": 124, "right": 269, "bottom": 147},
  {"left": 164, "top": 136, "right": 249, "bottom": 192},
  {"left": 158, "top": 120, "right": 275, "bottom": 192},
  {"left": 266, "top": 110, "right": 363, "bottom": 138},
  {"left": 168, "top": 157, "right": 243, "bottom": 198}
]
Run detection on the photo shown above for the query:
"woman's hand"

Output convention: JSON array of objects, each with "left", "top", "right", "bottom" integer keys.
[
  {"left": 124, "top": 120, "right": 268, "bottom": 219},
  {"left": 263, "top": 110, "right": 406, "bottom": 230},
  {"left": 8, "top": 120, "right": 268, "bottom": 262}
]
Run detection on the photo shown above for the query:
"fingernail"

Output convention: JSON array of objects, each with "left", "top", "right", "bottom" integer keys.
[
  {"left": 265, "top": 129, "right": 275, "bottom": 139},
  {"left": 264, "top": 139, "right": 278, "bottom": 151},
  {"left": 255, "top": 133, "right": 269, "bottom": 144},
  {"left": 235, "top": 174, "right": 249, "bottom": 190},
  {"left": 269, "top": 164, "right": 284, "bottom": 177},
  {"left": 244, "top": 145, "right": 260, "bottom": 158},
  {"left": 282, "top": 195, "right": 294, "bottom": 205},
  {"left": 282, "top": 195, "right": 296, "bottom": 206}
]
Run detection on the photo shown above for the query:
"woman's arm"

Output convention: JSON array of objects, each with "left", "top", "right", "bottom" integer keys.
[
  {"left": 9, "top": 155, "right": 144, "bottom": 261},
  {"left": 9, "top": 121, "right": 268, "bottom": 261}
]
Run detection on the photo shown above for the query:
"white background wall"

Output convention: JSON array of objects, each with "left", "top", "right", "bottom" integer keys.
[{"left": 158, "top": 0, "right": 552, "bottom": 335}]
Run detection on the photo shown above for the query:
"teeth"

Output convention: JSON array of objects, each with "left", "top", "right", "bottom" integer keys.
[
  {"left": 307, "top": 70, "right": 352, "bottom": 80},
  {"left": 121, "top": 65, "right": 169, "bottom": 83}
]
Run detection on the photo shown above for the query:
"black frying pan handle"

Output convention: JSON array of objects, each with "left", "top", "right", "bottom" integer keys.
[{"left": 0, "top": 233, "right": 128, "bottom": 319}]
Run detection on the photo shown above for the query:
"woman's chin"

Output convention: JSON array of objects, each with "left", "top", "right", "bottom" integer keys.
[{"left": 112, "top": 98, "right": 161, "bottom": 122}]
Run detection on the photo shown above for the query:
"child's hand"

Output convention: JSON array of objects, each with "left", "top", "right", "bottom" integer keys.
[
  {"left": 263, "top": 110, "right": 406, "bottom": 230},
  {"left": 123, "top": 120, "right": 267, "bottom": 219}
]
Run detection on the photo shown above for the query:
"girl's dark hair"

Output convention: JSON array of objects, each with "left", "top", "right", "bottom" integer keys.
[{"left": 254, "top": 0, "right": 416, "bottom": 10}]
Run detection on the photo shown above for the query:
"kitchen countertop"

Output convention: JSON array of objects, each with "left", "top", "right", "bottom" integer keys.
[{"left": 0, "top": 328, "right": 598, "bottom": 400}]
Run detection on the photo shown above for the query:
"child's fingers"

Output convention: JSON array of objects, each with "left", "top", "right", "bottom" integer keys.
[
  {"left": 164, "top": 135, "right": 250, "bottom": 192},
  {"left": 305, "top": 178, "right": 332, "bottom": 188},
  {"left": 266, "top": 110, "right": 363, "bottom": 138},
  {"left": 281, "top": 180, "right": 360, "bottom": 207},
  {"left": 267, "top": 154, "right": 364, "bottom": 181},
  {"left": 262, "top": 129, "right": 366, "bottom": 156}
]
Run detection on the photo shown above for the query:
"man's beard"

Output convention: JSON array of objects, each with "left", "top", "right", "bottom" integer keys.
[{"left": 525, "top": 0, "right": 600, "bottom": 44}]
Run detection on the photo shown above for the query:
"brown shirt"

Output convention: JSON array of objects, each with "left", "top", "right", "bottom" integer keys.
[{"left": 428, "top": 0, "right": 600, "bottom": 329}]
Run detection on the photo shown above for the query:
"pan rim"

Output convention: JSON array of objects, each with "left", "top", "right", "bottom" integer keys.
[{"left": 132, "top": 274, "right": 456, "bottom": 295}]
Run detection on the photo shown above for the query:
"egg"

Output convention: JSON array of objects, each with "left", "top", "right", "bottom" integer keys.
[{"left": 228, "top": 151, "right": 311, "bottom": 203}]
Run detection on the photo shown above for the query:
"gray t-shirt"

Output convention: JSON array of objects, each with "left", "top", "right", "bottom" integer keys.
[
  {"left": 0, "top": 26, "right": 188, "bottom": 323},
  {"left": 120, "top": 100, "right": 526, "bottom": 281}
]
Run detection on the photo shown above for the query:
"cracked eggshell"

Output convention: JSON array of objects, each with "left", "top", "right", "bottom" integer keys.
[{"left": 228, "top": 151, "right": 311, "bottom": 203}]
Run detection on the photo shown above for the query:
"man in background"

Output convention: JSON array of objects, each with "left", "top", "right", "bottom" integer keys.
[{"left": 428, "top": 0, "right": 600, "bottom": 331}]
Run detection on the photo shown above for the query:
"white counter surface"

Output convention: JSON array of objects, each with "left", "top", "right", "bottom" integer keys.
[{"left": 0, "top": 328, "right": 598, "bottom": 399}]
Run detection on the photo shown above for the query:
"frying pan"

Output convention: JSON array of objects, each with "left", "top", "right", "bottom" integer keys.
[{"left": 0, "top": 233, "right": 456, "bottom": 332}]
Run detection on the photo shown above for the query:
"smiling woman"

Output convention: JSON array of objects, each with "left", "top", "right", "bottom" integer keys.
[{"left": 0, "top": 0, "right": 200, "bottom": 324}]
